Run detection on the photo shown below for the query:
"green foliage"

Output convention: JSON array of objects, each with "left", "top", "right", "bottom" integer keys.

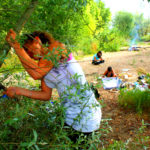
[
  {"left": 128, "top": 14, "right": 150, "bottom": 43},
  {"left": 0, "top": 97, "right": 103, "bottom": 149},
  {"left": 0, "top": 0, "right": 30, "bottom": 40},
  {"left": 103, "top": 35, "right": 121, "bottom": 52},
  {"left": 76, "top": 37, "right": 98, "bottom": 54},
  {"left": 0, "top": 0, "right": 112, "bottom": 56},
  {"left": 0, "top": 51, "right": 23, "bottom": 74},
  {"left": 26, "top": 0, "right": 88, "bottom": 44},
  {"left": 104, "top": 140, "right": 128, "bottom": 150},
  {"left": 73, "top": 0, "right": 111, "bottom": 54},
  {"left": 145, "top": 73, "right": 150, "bottom": 85},
  {"left": 113, "top": 11, "right": 134, "bottom": 38},
  {"left": 98, "top": 28, "right": 126, "bottom": 52},
  {"left": 118, "top": 89, "right": 150, "bottom": 113},
  {"left": 0, "top": 0, "right": 149, "bottom": 56},
  {"left": 0, "top": 0, "right": 88, "bottom": 55},
  {"left": 133, "top": 14, "right": 144, "bottom": 37},
  {"left": 141, "top": 34, "right": 150, "bottom": 42},
  {"left": 112, "top": 12, "right": 150, "bottom": 49},
  {"left": 0, "top": 98, "right": 66, "bottom": 149}
]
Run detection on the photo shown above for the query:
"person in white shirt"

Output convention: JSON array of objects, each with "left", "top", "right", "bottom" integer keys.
[{"left": 5, "top": 29, "right": 102, "bottom": 134}]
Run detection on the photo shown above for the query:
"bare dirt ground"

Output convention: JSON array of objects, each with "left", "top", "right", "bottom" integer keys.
[{"left": 78, "top": 46, "right": 150, "bottom": 147}]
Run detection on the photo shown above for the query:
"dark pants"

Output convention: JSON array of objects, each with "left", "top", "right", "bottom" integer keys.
[
  {"left": 68, "top": 131, "right": 92, "bottom": 143},
  {"left": 64, "top": 123, "right": 92, "bottom": 143},
  {"left": 92, "top": 60, "right": 104, "bottom": 65}
]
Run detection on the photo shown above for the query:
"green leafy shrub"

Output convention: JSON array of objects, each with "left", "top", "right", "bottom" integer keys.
[
  {"left": 0, "top": 97, "right": 103, "bottom": 149},
  {"left": 118, "top": 89, "right": 150, "bottom": 113},
  {"left": 103, "top": 37, "right": 121, "bottom": 52},
  {"left": 113, "top": 11, "right": 134, "bottom": 38},
  {"left": 0, "top": 52, "right": 22, "bottom": 74},
  {"left": 0, "top": 98, "right": 64, "bottom": 149},
  {"left": 76, "top": 37, "right": 99, "bottom": 54},
  {"left": 99, "top": 29, "right": 127, "bottom": 52},
  {"left": 141, "top": 34, "right": 150, "bottom": 42}
]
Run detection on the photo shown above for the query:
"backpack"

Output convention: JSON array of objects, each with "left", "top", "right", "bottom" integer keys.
[{"left": 91, "top": 84, "right": 100, "bottom": 99}]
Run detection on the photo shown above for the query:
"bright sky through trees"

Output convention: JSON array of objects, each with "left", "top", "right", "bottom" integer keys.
[{"left": 100, "top": 0, "right": 150, "bottom": 18}]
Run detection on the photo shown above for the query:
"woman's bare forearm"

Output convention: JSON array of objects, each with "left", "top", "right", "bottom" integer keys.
[
  {"left": 12, "top": 41, "right": 39, "bottom": 66},
  {"left": 11, "top": 42, "right": 52, "bottom": 79},
  {"left": 16, "top": 87, "right": 52, "bottom": 101},
  {"left": 22, "top": 63, "right": 47, "bottom": 80}
]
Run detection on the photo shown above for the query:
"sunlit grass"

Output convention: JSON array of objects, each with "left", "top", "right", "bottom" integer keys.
[{"left": 118, "top": 89, "right": 150, "bottom": 113}]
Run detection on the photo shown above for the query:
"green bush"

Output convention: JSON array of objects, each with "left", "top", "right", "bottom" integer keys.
[
  {"left": 141, "top": 34, "right": 150, "bottom": 42},
  {"left": 76, "top": 37, "right": 98, "bottom": 54},
  {"left": 0, "top": 97, "right": 103, "bottom": 149},
  {"left": 118, "top": 89, "right": 150, "bottom": 113},
  {"left": 99, "top": 29, "right": 127, "bottom": 52},
  {"left": 103, "top": 38, "right": 121, "bottom": 52},
  {"left": 0, "top": 51, "right": 22, "bottom": 74}
]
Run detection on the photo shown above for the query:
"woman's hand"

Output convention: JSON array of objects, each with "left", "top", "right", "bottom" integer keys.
[
  {"left": 4, "top": 87, "right": 20, "bottom": 98},
  {"left": 6, "top": 29, "right": 17, "bottom": 46}
]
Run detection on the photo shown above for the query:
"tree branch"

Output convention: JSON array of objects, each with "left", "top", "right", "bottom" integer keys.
[{"left": 0, "top": 0, "right": 38, "bottom": 67}]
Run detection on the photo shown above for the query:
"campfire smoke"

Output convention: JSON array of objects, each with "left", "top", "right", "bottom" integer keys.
[{"left": 128, "top": 24, "right": 140, "bottom": 51}]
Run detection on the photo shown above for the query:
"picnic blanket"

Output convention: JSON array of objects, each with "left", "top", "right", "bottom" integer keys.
[{"left": 102, "top": 77, "right": 122, "bottom": 90}]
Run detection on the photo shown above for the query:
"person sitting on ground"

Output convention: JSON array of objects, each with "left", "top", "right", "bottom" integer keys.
[
  {"left": 5, "top": 29, "right": 102, "bottom": 138},
  {"left": 92, "top": 51, "right": 104, "bottom": 65},
  {"left": 103, "top": 66, "right": 117, "bottom": 77}
]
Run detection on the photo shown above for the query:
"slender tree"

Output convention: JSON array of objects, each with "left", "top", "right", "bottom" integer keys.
[{"left": 0, "top": 0, "right": 38, "bottom": 67}]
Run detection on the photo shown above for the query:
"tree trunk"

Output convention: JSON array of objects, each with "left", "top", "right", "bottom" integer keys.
[{"left": 0, "top": 0, "right": 38, "bottom": 67}]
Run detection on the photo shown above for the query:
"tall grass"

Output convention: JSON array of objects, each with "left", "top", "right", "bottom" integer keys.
[{"left": 118, "top": 89, "right": 150, "bottom": 113}]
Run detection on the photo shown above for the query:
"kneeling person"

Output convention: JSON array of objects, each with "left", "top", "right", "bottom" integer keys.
[
  {"left": 5, "top": 29, "right": 102, "bottom": 135},
  {"left": 103, "top": 66, "right": 116, "bottom": 77}
]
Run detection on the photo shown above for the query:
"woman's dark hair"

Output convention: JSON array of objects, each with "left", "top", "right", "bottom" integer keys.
[
  {"left": 23, "top": 31, "right": 54, "bottom": 50},
  {"left": 97, "top": 51, "right": 102, "bottom": 58},
  {"left": 108, "top": 66, "right": 112, "bottom": 72}
]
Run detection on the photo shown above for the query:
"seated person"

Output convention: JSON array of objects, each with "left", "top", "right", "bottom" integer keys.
[
  {"left": 103, "top": 66, "right": 116, "bottom": 77},
  {"left": 92, "top": 51, "right": 104, "bottom": 65}
]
